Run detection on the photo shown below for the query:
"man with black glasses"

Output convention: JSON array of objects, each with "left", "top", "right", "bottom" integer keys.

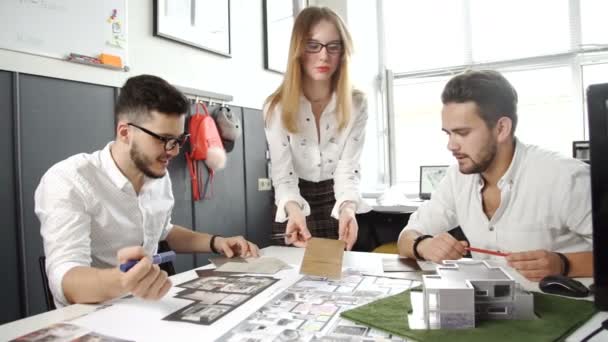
[{"left": 35, "top": 75, "right": 259, "bottom": 308}]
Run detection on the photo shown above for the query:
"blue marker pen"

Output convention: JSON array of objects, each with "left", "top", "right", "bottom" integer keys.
[{"left": 119, "top": 251, "right": 176, "bottom": 272}]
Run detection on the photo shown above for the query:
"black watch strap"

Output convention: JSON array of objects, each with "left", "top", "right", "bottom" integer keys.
[
  {"left": 413, "top": 235, "right": 433, "bottom": 261},
  {"left": 210, "top": 235, "right": 222, "bottom": 254},
  {"left": 556, "top": 252, "right": 570, "bottom": 276}
]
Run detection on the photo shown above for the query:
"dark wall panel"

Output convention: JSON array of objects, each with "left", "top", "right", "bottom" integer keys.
[
  {"left": 193, "top": 106, "right": 246, "bottom": 266},
  {"left": 0, "top": 71, "right": 22, "bottom": 323},
  {"left": 19, "top": 74, "right": 115, "bottom": 315},
  {"left": 242, "top": 108, "right": 273, "bottom": 248},
  {"left": 168, "top": 140, "right": 195, "bottom": 273}
]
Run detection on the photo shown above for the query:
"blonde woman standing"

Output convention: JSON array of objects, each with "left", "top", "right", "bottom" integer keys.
[{"left": 264, "top": 6, "right": 370, "bottom": 250}]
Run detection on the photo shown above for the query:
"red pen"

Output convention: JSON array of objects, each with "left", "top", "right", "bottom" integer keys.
[{"left": 465, "top": 246, "right": 510, "bottom": 257}]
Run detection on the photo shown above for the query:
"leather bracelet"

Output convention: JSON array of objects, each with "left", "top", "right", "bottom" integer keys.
[
  {"left": 210, "top": 235, "right": 221, "bottom": 254},
  {"left": 413, "top": 235, "right": 433, "bottom": 261},
  {"left": 556, "top": 252, "right": 570, "bottom": 276}
]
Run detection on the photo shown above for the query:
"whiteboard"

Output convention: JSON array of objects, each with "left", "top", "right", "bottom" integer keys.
[{"left": 0, "top": 0, "right": 128, "bottom": 67}]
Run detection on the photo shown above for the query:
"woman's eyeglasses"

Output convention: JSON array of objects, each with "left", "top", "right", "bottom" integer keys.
[
  {"left": 304, "top": 40, "right": 343, "bottom": 55},
  {"left": 128, "top": 123, "right": 189, "bottom": 151}
]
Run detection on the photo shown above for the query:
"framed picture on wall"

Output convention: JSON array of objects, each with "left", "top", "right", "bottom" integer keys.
[
  {"left": 263, "top": 0, "right": 301, "bottom": 73},
  {"left": 154, "top": 0, "right": 231, "bottom": 57}
]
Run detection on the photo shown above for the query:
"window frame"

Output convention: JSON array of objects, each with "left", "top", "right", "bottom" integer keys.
[{"left": 380, "top": 0, "right": 608, "bottom": 186}]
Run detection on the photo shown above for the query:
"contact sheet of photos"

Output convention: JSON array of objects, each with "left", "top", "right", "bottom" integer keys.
[
  {"left": 163, "top": 274, "right": 278, "bottom": 325},
  {"left": 217, "top": 270, "right": 414, "bottom": 341}
]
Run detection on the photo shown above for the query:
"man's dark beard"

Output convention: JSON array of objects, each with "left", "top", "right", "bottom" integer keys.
[
  {"left": 130, "top": 142, "right": 165, "bottom": 179},
  {"left": 463, "top": 141, "right": 497, "bottom": 174}
]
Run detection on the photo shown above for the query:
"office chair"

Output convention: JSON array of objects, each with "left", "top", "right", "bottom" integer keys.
[
  {"left": 39, "top": 256, "right": 57, "bottom": 311},
  {"left": 157, "top": 240, "right": 176, "bottom": 276},
  {"left": 39, "top": 241, "right": 176, "bottom": 311}
]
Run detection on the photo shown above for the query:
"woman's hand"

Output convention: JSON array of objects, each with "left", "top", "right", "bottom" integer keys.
[
  {"left": 285, "top": 202, "right": 312, "bottom": 247},
  {"left": 338, "top": 202, "right": 358, "bottom": 251}
]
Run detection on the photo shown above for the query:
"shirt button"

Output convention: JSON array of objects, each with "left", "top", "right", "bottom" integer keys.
[
  {"left": 306, "top": 118, "right": 311, "bottom": 122},
  {"left": 317, "top": 164, "right": 321, "bottom": 167},
  {"left": 489, "top": 226, "right": 495, "bottom": 232}
]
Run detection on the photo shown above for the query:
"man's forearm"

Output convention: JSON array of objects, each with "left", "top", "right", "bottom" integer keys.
[
  {"left": 165, "top": 225, "right": 213, "bottom": 253},
  {"left": 565, "top": 251, "right": 593, "bottom": 277},
  {"left": 62, "top": 266, "right": 125, "bottom": 304},
  {"left": 398, "top": 230, "right": 423, "bottom": 259}
]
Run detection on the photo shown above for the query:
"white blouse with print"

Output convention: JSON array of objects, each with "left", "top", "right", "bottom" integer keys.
[{"left": 265, "top": 92, "right": 371, "bottom": 222}]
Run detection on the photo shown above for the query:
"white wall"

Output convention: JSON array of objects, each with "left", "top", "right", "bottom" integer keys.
[{"left": 0, "top": 0, "right": 282, "bottom": 110}]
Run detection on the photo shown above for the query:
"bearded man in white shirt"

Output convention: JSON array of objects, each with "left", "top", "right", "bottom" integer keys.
[
  {"left": 35, "top": 75, "right": 259, "bottom": 307},
  {"left": 397, "top": 70, "right": 593, "bottom": 281}
]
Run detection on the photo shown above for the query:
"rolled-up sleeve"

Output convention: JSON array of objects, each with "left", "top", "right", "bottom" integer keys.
[
  {"left": 35, "top": 168, "right": 92, "bottom": 307},
  {"left": 399, "top": 166, "right": 459, "bottom": 240},
  {"left": 265, "top": 108, "right": 310, "bottom": 222},
  {"left": 331, "top": 98, "right": 371, "bottom": 218}
]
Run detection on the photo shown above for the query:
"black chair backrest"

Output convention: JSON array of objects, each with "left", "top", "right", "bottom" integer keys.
[
  {"left": 157, "top": 240, "right": 176, "bottom": 276},
  {"left": 38, "top": 256, "right": 57, "bottom": 311}
]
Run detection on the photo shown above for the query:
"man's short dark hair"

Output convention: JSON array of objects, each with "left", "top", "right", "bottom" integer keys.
[
  {"left": 115, "top": 75, "right": 189, "bottom": 123},
  {"left": 441, "top": 70, "right": 518, "bottom": 134}
]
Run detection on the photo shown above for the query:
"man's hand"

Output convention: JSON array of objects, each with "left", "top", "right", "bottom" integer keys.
[
  {"left": 214, "top": 236, "right": 260, "bottom": 258},
  {"left": 417, "top": 232, "right": 468, "bottom": 263},
  {"left": 506, "top": 250, "right": 563, "bottom": 281},
  {"left": 117, "top": 246, "right": 172, "bottom": 300},
  {"left": 338, "top": 205, "right": 358, "bottom": 251},
  {"left": 285, "top": 205, "right": 311, "bottom": 247}
]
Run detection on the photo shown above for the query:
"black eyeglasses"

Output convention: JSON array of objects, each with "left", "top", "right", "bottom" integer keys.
[
  {"left": 128, "top": 123, "right": 189, "bottom": 151},
  {"left": 304, "top": 40, "right": 343, "bottom": 55}
]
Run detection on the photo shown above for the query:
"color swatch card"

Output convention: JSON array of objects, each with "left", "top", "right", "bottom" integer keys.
[
  {"left": 211, "top": 256, "right": 290, "bottom": 274},
  {"left": 300, "top": 237, "right": 345, "bottom": 279}
]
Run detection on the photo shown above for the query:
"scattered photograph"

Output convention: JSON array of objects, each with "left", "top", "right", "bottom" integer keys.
[
  {"left": 333, "top": 325, "right": 367, "bottom": 336},
  {"left": 166, "top": 274, "right": 278, "bottom": 325},
  {"left": 165, "top": 302, "right": 232, "bottom": 325},
  {"left": 222, "top": 282, "right": 261, "bottom": 294},
  {"left": 219, "top": 293, "right": 250, "bottom": 306},
  {"left": 175, "top": 289, "right": 229, "bottom": 304},
  {"left": 73, "top": 331, "right": 135, "bottom": 341},
  {"left": 10, "top": 323, "right": 133, "bottom": 342}
]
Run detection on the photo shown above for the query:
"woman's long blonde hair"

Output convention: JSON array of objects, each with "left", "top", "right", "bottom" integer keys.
[{"left": 264, "top": 6, "right": 354, "bottom": 133}]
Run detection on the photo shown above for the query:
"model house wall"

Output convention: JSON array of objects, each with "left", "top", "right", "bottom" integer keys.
[{"left": 417, "top": 260, "right": 535, "bottom": 329}]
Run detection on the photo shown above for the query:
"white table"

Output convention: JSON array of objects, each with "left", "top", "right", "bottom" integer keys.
[{"left": 0, "top": 247, "right": 605, "bottom": 341}]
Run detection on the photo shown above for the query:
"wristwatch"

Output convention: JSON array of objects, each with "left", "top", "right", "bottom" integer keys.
[
  {"left": 413, "top": 235, "right": 433, "bottom": 260},
  {"left": 556, "top": 252, "right": 570, "bottom": 276}
]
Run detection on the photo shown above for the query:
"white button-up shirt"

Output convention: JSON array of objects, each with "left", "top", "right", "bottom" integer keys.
[
  {"left": 265, "top": 92, "right": 371, "bottom": 222},
  {"left": 35, "top": 142, "right": 174, "bottom": 307},
  {"left": 401, "top": 139, "right": 592, "bottom": 259}
]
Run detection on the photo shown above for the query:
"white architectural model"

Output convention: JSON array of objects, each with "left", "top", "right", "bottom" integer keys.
[{"left": 412, "top": 260, "right": 535, "bottom": 329}]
